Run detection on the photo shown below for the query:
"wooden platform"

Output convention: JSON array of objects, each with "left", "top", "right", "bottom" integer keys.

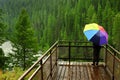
[{"left": 57, "top": 62, "right": 110, "bottom": 80}]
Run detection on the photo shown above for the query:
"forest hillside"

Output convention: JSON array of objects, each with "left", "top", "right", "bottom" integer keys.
[
  {"left": 0, "top": 0, "right": 120, "bottom": 78},
  {"left": 0, "top": 0, "right": 120, "bottom": 50},
  {"left": 0, "top": 0, "right": 120, "bottom": 68}
]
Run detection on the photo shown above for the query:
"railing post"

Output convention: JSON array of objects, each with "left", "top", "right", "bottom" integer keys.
[
  {"left": 112, "top": 52, "right": 116, "bottom": 80},
  {"left": 40, "top": 60, "right": 43, "bottom": 80},
  {"left": 50, "top": 50, "right": 53, "bottom": 79},
  {"left": 56, "top": 45, "right": 58, "bottom": 79},
  {"left": 69, "top": 42, "right": 71, "bottom": 66},
  {"left": 56, "top": 45, "right": 58, "bottom": 63},
  {"left": 68, "top": 42, "right": 71, "bottom": 80},
  {"left": 105, "top": 44, "right": 108, "bottom": 67},
  {"left": 56, "top": 46, "right": 58, "bottom": 72}
]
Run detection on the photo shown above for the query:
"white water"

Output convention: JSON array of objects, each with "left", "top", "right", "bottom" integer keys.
[
  {"left": 0, "top": 41, "right": 13, "bottom": 56},
  {"left": 0, "top": 41, "right": 42, "bottom": 57}
]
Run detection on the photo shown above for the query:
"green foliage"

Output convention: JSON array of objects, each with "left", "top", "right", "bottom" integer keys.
[
  {"left": 0, "top": 9, "right": 7, "bottom": 45},
  {"left": 13, "top": 8, "right": 39, "bottom": 70},
  {"left": 0, "top": 67, "right": 24, "bottom": 80},
  {"left": 0, "top": 48, "right": 5, "bottom": 70},
  {"left": 1, "top": 0, "right": 120, "bottom": 48},
  {"left": 112, "top": 13, "right": 120, "bottom": 50},
  {"left": 0, "top": 0, "right": 120, "bottom": 73},
  {"left": 97, "top": 3, "right": 102, "bottom": 24},
  {"left": 86, "top": 4, "right": 95, "bottom": 23},
  {"left": 91, "top": 13, "right": 98, "bottom": 23}
]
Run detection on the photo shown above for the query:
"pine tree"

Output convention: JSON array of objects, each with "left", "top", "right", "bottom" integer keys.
[
  {"left": 91, "top": 13, "right": 98, "bottom": 23},
  {"left": 97, "top": 3, "right": 102, "bottom": 24},
  {"left": 112, "top": 13, "right": 120, "bottom": 50},
  {"left": 0, "top": 9, "right": 6, "bottom": 45},
  {"left": 0, "top": 48, "right": 5, "bottom": 70},
  {"left": 13, "top": 8, "right": 39, "bottom": 70},
  {"left": 102, "top": 0, "right": 114, "bottom": 44},
  {"left": 86, "top": 4, "right": 96, "bottom": 23},
  {"left": 102, "top": 0, "right": 112, "bottom": 30}
]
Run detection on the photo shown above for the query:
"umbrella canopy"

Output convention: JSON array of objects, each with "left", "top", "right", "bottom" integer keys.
[{"left": 83, "top": 23, "right": 108, "bottom": 46}]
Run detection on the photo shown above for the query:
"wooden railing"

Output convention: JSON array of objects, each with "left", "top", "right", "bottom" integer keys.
[
  {"left": 19, "top": 40, "right": 120, "bottom": 80},
  {"left": 18, "top": 41, "right": 58, "bottom": 80},
  {"left": 105, "top": 44, "right": 120, "bottom": 80},
  {"left": 58, "top": 40, "right": 104, "bottom": 63}
]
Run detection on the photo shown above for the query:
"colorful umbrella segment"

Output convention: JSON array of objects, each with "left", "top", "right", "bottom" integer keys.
[{"left": 83, "top": 23, "right": 108, "bottom": 46}]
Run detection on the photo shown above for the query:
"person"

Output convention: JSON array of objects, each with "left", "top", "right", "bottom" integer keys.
[{"left": 92, "top": 43, "right": 101, "bottom": 66}]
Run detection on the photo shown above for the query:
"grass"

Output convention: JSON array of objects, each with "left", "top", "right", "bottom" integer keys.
[{"left": 0, "top": 67, "right": 25, "bottom": 80}]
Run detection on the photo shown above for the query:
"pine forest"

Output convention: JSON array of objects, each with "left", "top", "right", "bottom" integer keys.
[{"left": 0, "top": 0, "right": 120, "bottom": 79}]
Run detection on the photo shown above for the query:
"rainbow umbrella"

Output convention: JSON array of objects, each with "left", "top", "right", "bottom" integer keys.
[{"left": 83, "top": 23, "right": 108, "bottom": 46}]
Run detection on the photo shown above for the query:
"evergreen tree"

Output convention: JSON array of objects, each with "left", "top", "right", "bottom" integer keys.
[
  {"left": 1, "top": 0, "right": 120, "bottom": 51},
  {"left": 13, "top": 8, "right": 39, "bottom": 70},
  {"left": 0, "top": 48, "right": 5, "bottom": 70},
  {"left": 86, "top": 4, "right": 96, "bottom": 23},
  {"left": 112, "top": 13, "right": 120, "bottom": 50},
  {"left": 91, "top": 13, "right": 98, "bottom": 23},
  {"left": 0, "top": 9, "right": 6, "bottom": 45},
  {"left": 102, "top": 0, "right": 112, "bottom": 29},
  {"left": 102, "top": 0, "right": 114, "bottom": 44},
  {"left": 97, "top": 3, "right": 102, "bottom": 24}
]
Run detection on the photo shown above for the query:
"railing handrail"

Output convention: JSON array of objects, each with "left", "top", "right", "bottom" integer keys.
[
  {"left": 104, "top": 44, "right": 120, "bottom": 80},
  {"left": 106, "top": 44, "right": 120, "bottom": 55},
  {"left": 59, "top": 40, "right": 90, "bottom": 43},
  {"left": 18, "top": 41, "right": 58, "bottom": 80},
  {"left": 105, "top": 44, "right": 120, "bottom": 63}
]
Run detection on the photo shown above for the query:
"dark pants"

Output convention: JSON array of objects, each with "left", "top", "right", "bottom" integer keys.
[{"left": 93, "top": 44, "right": 101, "bottom": 65}]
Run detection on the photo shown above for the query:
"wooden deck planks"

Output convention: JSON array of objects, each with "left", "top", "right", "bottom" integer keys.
[{"left": 57, "top": 62, "right": 110, "bottom": 80}]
